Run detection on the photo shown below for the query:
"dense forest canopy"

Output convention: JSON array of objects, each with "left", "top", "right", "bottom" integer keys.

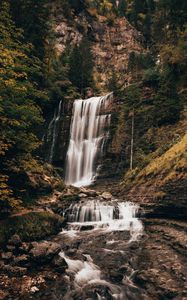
[{"left": 0, "top": 0, "right": 186, "bottom": 213}]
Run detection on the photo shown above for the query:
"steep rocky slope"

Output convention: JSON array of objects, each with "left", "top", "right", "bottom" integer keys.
[{"left": 53, "top": 5, "right": 143, "bottom": 89}]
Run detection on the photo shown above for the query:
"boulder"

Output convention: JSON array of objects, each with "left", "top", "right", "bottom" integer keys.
[
  {"left": 29, "top": 241, "right": 61, "bottom": 264},
  {"left": 78, "top": 193, "right": 87, "bottom": 198},
  {"left": 80, "top": 187, "right": 98, "bottom": 197},
  {"left": 101, "top": 192, "right": 112, "bottom": 200},
  {"left": 109, "top": 270, "right": 124, "bottom": 283},
  {"left": 52, "top": 255, "right": 68, "bottom": 273},
  {"left": 80, "top": 225, "right": 94, "bottom": 231}
]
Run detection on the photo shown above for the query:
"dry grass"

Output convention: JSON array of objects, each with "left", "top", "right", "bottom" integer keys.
[{"left": 139, "top": 133, "right": 187, "bottom": 179}]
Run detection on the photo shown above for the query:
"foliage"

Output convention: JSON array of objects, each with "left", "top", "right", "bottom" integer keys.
[
  {"left": 0, "top": 211, "right": 64, "bottom": 246},
  {"left": 123, "top": 133, "right": 187, "bottom": 190},
  {"left": 0, "top": 1, "right": 47, "bottom": 210},
  {"left": 68, "top": 38, "right": 94, "bottom": 93},
  {"left": 11, "top": 0, "right": 49, "bottom": 59}
]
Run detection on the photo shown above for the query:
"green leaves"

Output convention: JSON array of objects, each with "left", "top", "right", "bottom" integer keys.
[{"left": 0, "top": 0, "right": 47, "bottom": 210}]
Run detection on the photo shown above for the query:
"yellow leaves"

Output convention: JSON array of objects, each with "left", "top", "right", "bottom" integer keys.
[
  {"left": 0, "top": 43, "right": 28, "bottom": 83},
  {"left": 138, "top": 13, "right": 146, "bottom": 21},
  {"left": 87, "top": 7, "right": 98, "bottom": 17},
  {"left": 0, "top": 174, "right": 13, "bottom": 200},
  {"left": 0, "top": 139, "right": 10, "bottom": 155},
  {"left": 160, "top": 28, "right": 187, "bottom": 66},
  {"left": 4, "top": 78, "right": 16, "bottom": 87}
]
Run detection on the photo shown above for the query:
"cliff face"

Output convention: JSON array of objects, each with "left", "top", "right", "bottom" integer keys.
[
  {"left": 45, "top": 6, "right": 143, "bottom": 174},
  {"left": 54, "top": 10, "right": 142, "bottom": 89}
]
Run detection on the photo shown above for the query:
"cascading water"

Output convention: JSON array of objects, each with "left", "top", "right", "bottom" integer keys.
[
  {"left": 64, "top": 200, "right": 143, "bottom": 241},
  {"left": 65, "top": 93, "right": 112, "bottom": 187},
  {"left": 47, "top": 100, "right": 62, "bottom": 163},
  {"left": 59, "top": 198, "right": 144, "bottom": 299},
  {"left": 43, "top": 93, "right": 145, "bottom": 300}
]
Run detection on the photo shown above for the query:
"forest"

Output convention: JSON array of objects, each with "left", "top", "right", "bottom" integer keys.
[{"left": 0, "top": 0, "right": 186, "bottom": 299}]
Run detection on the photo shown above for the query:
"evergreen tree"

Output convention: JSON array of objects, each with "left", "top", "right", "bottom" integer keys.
[
  {"left": 69, "top": 38, "right": 94, "bottom": 93},
  {"left": 11, "top": 0, "right": 49, "bottom": 59},
  {"left": 118, "top": 0, "right": 127, "bottom": 17}
]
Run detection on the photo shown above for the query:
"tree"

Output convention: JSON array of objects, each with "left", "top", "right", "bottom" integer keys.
[
  {"left": 0, "top": 1, "right": 46, "bottom": 208},
  {"left": 118, "top": 0, "right": 127, "bottom": 16},
  {"left": 11, "top": 0, "right": 49, "bottom": 59},
  {"left": 69, "top": 38, "right": 94, "bottom": 93}
]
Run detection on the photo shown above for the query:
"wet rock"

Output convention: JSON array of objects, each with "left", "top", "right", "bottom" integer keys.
[
  {"left": 8, "top": 234, "right": 22, "bottom": 246},
  {"left": 101, "top": 192, "right": 112, "bottom": 200},
  {"left": 109, "top": 270, "right": 124, "bottom": 283},
  {"left": 129, "top": 242, "right": 140, "bottom": 250},
  {"left": 119, "top": 264, "right": 132, "bottom": 277},
  {"left": 52, "top": 255, "right": 68, "bottom": 273},
  {"left": 78, "top": 193, "right": 87, "bottom": 198},
  {"left": 80, "top": 187, "right": 98, "bottom": 197},
  {"left": 80, "top": 225, "right": 94, "bottom": 231},
  {"left": 29, "top": 241, "right": 61, "bottom": 264}
]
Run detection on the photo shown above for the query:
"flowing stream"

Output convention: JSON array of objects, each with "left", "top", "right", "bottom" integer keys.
[
  {"left": 65, "top": 93, "right": 112, "bottom": 187},
  {"left": 47, "top": 100, "right": 62, "bottom": 163},
  {"left": 57, "top": 196, "right": 144, "bottom": 300},
  {"left": 43, "top": 93, "right": 145, "bottom": 299}
]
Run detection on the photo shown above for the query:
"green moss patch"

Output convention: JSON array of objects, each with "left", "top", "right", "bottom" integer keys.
[{"left": 0, "top": 212, "right": 64, "bottom": 247}]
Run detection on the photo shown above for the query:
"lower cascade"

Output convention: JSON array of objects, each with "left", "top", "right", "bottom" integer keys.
[
  {"left": 59, "top": 197, "right": 144, "bottom": 300},
  {"left": 65, "top": 93, "right": 113, "bottom": 187}
]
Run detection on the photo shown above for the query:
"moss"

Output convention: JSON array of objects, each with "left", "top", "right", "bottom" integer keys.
[
  {"left": 139, "top": 133, "right": 187, "bottom": 179},
  {"left": 60, "top": 194, "right": 80, "bottom": 202},
  {"left": 122, "top": 133, "right": 187, "bottom": 191},
  {"left": 0, "top": 211, "right": 64, "bottom": 246}
]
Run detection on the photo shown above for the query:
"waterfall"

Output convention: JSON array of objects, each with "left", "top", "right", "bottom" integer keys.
[
  {"left": 47, "top": 100, "right": 62, "bottom": 163},
  {"left": 62, "top": 199, "right": 143, "bottom": 242},
  {"left": 67, "top": 201, "right": 139, "bottom": 223},
  {"left": 65, "top": 93, "right": 112, "bottom": 187}
]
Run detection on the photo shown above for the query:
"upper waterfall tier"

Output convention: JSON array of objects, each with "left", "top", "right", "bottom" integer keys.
[{"left": 65, "top": 93, "right": 113, "bottom": 187}]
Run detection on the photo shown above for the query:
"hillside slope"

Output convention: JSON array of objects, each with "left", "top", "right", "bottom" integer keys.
[{"left": 118, "top": 131, "right": 187, "bottom": 219}]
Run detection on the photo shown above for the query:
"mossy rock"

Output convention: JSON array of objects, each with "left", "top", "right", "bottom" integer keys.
[
  {"left": 61, "top": 194, "right": 80, "bottom": 202},
  {"left": 0, "top": 212, "right": 64, "bottom": 247}
]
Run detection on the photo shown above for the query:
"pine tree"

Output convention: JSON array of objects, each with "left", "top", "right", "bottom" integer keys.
[
  {"left": 11, "top": 0, "right": 49, "bottom": 59},
  {"left": 118, "top": 0, "right": 127, "bottom": 17},
  {"left": 69, "top": 38, "right": 94, "bottom": 93}
]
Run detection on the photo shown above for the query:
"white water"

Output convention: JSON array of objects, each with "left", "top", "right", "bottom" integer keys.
[
  {"left": 48, "top": 100, "right": 62, "bottom": 163},
  {"left": 63, "top": 200, "right": 143, "bottom": 242},
  {"left": 60, "top": 199, "right": 143, "bottom": 299},
  {"left": 60, "top": 251, "right": 124, "bottom": 299},
  {"left": 65, "top": 93, "right": 112, "bottom": 187}
]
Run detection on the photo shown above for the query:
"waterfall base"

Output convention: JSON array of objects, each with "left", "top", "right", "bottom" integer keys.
[{"left": 56, "top": 198, "right": 144, "bottom": 299}]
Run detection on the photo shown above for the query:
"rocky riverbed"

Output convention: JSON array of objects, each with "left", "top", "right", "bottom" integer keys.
[{"left": 0, "top": 186, "right": 187, "bottom": 300}]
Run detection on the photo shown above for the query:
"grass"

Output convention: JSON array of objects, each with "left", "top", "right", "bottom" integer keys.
[
  {"left": 139, "top": 133, "right": 187, "bottom": 180},
  {"left": 122, "top": 133, "right": 187, "bottom": 190}
]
